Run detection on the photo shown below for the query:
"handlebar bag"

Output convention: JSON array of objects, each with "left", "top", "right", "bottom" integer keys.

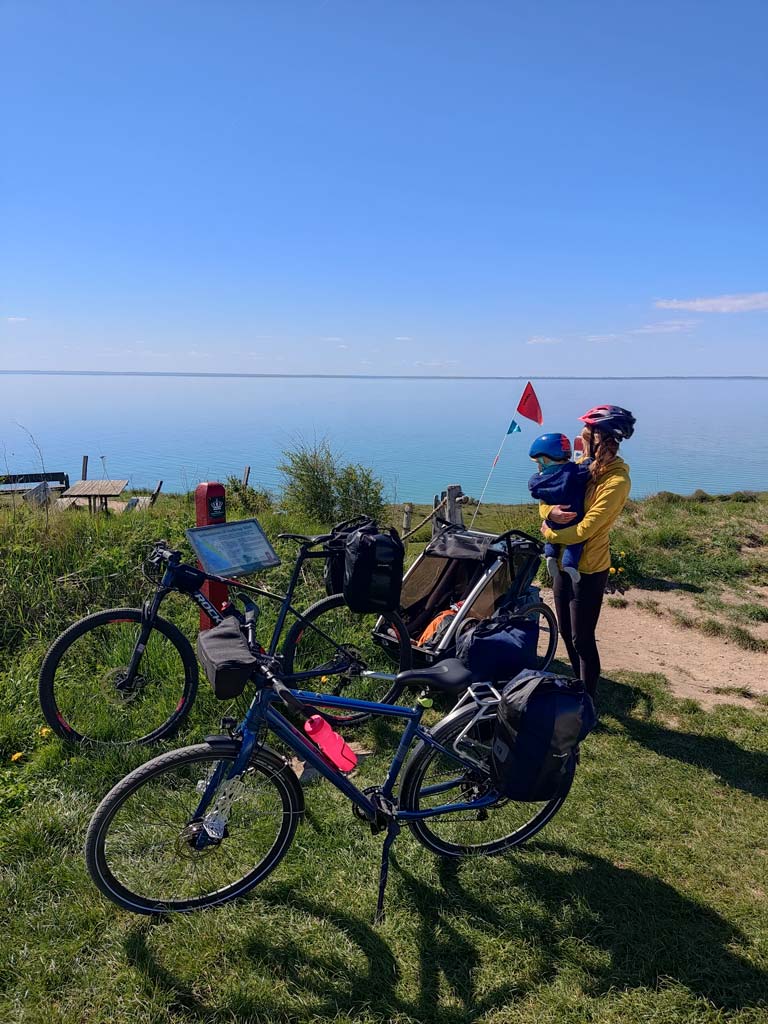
[
  {"left": 491, "top": 671, "right": 595, "bottom": 801},
  {"left": 196, "top": 615, "right": 259, "bottom": 699},
  {"left": 342, "top": 522, "right": 404, "bottom": 613},
  {"left": 456, "top": 612, "right": 539, "bottom": 681}
]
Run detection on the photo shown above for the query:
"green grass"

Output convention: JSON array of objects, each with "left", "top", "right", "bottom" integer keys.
[{"left": 2, "top": 495, "right": 768, "bottom": 1023}]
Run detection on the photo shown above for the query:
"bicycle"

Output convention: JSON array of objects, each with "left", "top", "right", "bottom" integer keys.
[
  {"left": 39, "top": 534, "right": 411, "bottom": 745},
  {"left": 85, "top": 653, "right": 575, "bottom": 920}
]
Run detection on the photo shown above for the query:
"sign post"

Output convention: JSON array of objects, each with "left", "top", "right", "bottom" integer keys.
[{"left": 194, "top": 482, "right": 228, "bottom": 629}]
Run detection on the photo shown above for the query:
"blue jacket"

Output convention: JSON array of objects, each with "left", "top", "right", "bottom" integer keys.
[{"left": 528, "top": 462, "right": 591, "bottom": 528}]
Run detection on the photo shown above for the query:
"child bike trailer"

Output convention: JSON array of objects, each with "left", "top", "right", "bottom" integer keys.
[{"left": 391, "top": 524, "right": 558, "bottom": 675}]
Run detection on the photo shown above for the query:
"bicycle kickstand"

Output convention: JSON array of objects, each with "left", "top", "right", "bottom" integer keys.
[{"left": 374, "top": 820, "right": 401, "bottom": 925}]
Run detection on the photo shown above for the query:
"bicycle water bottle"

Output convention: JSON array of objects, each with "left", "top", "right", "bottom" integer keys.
[{"left": 304, "top": 715, "right": 358, "bottom": 772}]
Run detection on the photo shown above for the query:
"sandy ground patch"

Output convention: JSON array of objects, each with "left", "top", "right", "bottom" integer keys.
[{"left": 542, "top": 587, "right": 768, "bottom": 710}]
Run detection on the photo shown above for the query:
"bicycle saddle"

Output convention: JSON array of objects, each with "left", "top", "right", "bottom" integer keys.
[
  {"left": 277, "top": 532, "right": 333, "bottom": 545},
  {"left": 395, "top": 659, "right": 473, "bottom": 695}
]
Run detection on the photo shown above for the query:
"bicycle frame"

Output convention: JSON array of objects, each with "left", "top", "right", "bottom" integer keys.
[
  {"left": 190, "top": 684, "right": 500, "bottom": 837},
  {"left": 135, "top": 546, "right": 358, "bottom": 687}
]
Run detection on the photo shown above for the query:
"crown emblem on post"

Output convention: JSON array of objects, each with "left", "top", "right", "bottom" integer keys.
[{"left": 209, "top": 497, "right": 224, "bottom": 515}]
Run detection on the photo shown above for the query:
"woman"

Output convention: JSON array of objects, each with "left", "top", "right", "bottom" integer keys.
[{"left": 538, "top": 405, "right": 635, "bottom": 700}]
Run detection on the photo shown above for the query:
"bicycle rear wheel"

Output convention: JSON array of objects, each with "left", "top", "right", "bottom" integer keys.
[
  {"left": 399, "top": 706, "right": 573, "bottom": 857},
  {"left": 39, "top": 608, "right": 198, "bottom": 745},
  {"left": 85, "top": 741, "right": 302, "bottom": 914},
  {"left": 523, "top": 602, "right": 558, "bottom": 670},
  {"left": 281, "top": 594, "right": 411, "bottom": 724}
]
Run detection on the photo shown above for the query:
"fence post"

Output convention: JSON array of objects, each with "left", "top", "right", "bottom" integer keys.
[
  {"left": 432, "top": 494, "right": 441, "bottom": 538},
  {"left": 402, "top": 503, "right": 412, "bottom": 534},
  {"left": 81, "top": 455, "right": 88, "bottom": 481},
  {"left": 446, "top": 484, "right": 465, "bottom": 527},
  {"left": 242, "top": 465, "right": 251, "bottom": 488},
  {"left": 194, "top": 482, "right": 229, "bottom": 630}
]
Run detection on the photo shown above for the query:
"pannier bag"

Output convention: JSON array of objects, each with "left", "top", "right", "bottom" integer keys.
[
  {"left": 492, "top": 671, "right": 596, "bottom": 801},
  {"left": 342, "top": 522, "right": 404, "bottom": 614},
  {"left": 196, "top": 615, "right": 259, "bottom": 700},
  {"left": 456, "top": 612, "right": 539, "bottom": 681},
  {"left": 323, "top": 517, "right": 372, "bottom": 597}
]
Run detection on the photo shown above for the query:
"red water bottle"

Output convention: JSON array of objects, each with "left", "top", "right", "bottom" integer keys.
[{"left": 304, "top": 715, "right": 358, "bottom": 772}]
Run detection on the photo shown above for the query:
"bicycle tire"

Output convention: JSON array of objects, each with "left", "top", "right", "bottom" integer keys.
[
  {"left": 399, "top": 705, "right": 574, "bottom": 857},
  {"left": 523, "top": 602, "right": 559, "bottom": 670},
  {"left": 85, "top": 741, "right": 302, "bottom": 915},
  {"left": 281, "top": 594, "right": 411, "bottom": 725},
  {"left": 38, "top": 608, "right": 198, "bottom": 745}
]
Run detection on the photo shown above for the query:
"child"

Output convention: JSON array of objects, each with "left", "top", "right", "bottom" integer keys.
[{"left": 527, "top": 433, "right": 591, "bottom": 582}]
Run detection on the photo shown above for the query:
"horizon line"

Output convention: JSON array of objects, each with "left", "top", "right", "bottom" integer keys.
[{"left": 2, "top": 369, "right": 768, "bottom": 382}]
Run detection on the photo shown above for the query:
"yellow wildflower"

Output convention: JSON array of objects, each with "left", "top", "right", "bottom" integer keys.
[
  {"left": 10, "top": 752, "right": 23, "bottom": 762},
  {"left": 609, "top": 567, "right": 616, "bottom": 575},
  {"left": 40, "top": 727, "right": 52, "bottom": 738},
  {"left": 618, "top": 568, "right": 625, "bottom": 574},
  {"left": 620, "top": 551, "right": 626, "bottom": 557}
]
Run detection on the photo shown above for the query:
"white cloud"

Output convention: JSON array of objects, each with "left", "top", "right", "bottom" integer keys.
[
  {"left": 5, "top": 316, "right": 28, "bottom": 322},
  {"left": 413, "top": 359, "right": 460, "bottom": 368},
  {"left": 394, "top": 336, "right": 412, "bottom": 341},
  {"left": 630, "top": 319, "right": 698, "bottom": 335},
  {"left": 321, "top": 336, "right": 343, "bottom": 342},
  {"left": 337, "top": 343, "right": 349, "bottom": 350},
  {"left": 655, "top": 291, "right": 768, "bottom": 313},
  {"left": 585, "top": 333, "right": 621, "bottom": 343},
  {"left": 526, "top": 335, "right": 560, "bottom": 345}
]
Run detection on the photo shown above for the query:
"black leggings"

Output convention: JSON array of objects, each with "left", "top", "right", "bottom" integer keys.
[{"left": 552, "top": 569, "right": 610, "bottom": 699}]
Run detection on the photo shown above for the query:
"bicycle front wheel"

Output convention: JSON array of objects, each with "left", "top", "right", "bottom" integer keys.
[
  {"left": 399, "top": 706, "right": 573, "bottom": 857},
  {"left": 38, "top": 608, "right": 198, "bottom": 745},
  {"left": 281, "top": 594, "right": 411, "bottom": 724},
  {"left": 85, "top": 741, "right": 302, "bottom": 914}
]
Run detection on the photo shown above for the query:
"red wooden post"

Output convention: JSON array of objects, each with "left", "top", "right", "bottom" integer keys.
[{"left": 194, "top": 481, "right": 229, "bottom": 630}]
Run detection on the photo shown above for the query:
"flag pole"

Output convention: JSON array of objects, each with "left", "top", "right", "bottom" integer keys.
[{"left": 470, "top": 431, "right": 509, "bottom": 528}]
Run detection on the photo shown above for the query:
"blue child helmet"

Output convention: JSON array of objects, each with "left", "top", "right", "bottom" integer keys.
[{"left": 529, "top": 433, "right": 572, "bottom": 461}]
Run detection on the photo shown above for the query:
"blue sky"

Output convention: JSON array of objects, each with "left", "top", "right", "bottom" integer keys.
[{"left": 1, "top": 0, "right": 767, "bottom": 376}]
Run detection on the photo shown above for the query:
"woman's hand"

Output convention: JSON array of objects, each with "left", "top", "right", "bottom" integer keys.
[{"left": 547, "top": 505, "right": 578, "bottom": 525}]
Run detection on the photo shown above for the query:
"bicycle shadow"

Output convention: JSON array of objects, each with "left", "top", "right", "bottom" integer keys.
[
  {"left": 598, "top": 674, "right": 768, "bottom": 800},
  {"left": 123, "top": 841, "right": 767, "bottom": 1022}
]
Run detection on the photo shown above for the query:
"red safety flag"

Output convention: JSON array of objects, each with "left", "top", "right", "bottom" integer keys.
[{"left": 516, "top": 381, "right": 543, "bottom": 425}]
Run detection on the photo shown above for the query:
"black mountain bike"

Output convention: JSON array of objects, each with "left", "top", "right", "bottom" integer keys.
[{"left": 39, "top": 535, "right": 411, "bottom": 745}]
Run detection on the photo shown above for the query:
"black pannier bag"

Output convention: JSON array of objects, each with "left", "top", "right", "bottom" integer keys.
[
  {"left": 491, "top": 670, "right": 596, "bottom": 801},
  {"left": 342, "top": 522, "right": 405, "bottom": 614},
  {"left": 323, "top": 516, "right": 373, "bottom": 597},
  {"left": 196, "top": 615, "right": 259, "bottom": 700}
]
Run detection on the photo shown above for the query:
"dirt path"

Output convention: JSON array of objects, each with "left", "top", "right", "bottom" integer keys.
[{"left": 543, "top": 588, "right": 768, "bottom": 710}]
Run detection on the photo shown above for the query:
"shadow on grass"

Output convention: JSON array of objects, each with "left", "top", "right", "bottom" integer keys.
[
  {"left": 599, "top": 675, "right": 768, "bottom": 800},
  {"left": 124, "top": 845, "right": 767, "bottom": 1022}
]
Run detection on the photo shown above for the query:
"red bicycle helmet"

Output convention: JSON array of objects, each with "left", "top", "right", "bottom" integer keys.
[{"left": 579, "top": 405, "right": 635, "bottom": 441}]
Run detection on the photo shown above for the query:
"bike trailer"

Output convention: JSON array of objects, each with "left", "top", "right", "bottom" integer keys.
[
  {"left": 395, "top": 523, "right": 543, "bottom": 667},
  {"left": 197, "top": 615, "right": 259, "bottom": 699},
  {"left": 491, "top": 670, "right": 596, "bottom": 801}
]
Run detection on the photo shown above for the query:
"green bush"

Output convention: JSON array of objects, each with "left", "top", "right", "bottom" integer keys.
[
  {"left": 224, "top": 476, "right": 274, "bottom": 517},
  {"left": 279, "top": 440, "right": 385, "bottom": 525}
]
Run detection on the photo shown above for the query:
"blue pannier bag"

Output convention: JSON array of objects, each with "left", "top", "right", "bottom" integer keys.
[
  {"left": 456, "top": 613, "right": 539, "bottom": 681},
  {"left": 491, "top": 670, "right": 596, "bottom": 801}
]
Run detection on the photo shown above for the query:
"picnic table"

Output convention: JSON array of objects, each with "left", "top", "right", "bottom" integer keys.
[{"left": 61, "top": 479, "right": 129, "bottom": 513}]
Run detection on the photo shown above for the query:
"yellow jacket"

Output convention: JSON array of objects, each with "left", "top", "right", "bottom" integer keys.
[{"left": 539, "top": 456, "right": 631, "bottom": 573}]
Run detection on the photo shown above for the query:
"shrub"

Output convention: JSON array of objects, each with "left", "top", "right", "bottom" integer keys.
[
  {"left": 278, "top": 440, "right": 385, "bottom": 525},
  {"left": 224, "top": 476, "right": 274, "bottom": 517}
]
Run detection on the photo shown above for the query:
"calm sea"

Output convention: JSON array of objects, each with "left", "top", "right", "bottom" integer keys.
[{"left": 1, "top": 373, "right": 766, "bottom": 503}]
